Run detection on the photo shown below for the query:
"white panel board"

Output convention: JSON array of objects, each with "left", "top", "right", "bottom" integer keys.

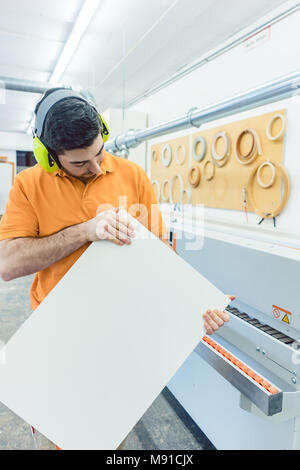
[{"left": 0, "top": 213, "right": 229, "bottom": 449}]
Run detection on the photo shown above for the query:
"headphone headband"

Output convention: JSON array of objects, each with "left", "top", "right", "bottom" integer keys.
[{"left": 35, "top": 89, "right": 87, "bottom": 138}]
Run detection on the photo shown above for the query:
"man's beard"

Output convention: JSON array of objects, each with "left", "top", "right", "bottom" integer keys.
[{"left": 61, "top": 165, "right": 96, "bottom": 184}]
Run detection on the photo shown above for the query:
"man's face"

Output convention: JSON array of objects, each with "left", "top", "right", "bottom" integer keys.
[{"left": 57, "top": 135, "right": 105, "bottom": 184}]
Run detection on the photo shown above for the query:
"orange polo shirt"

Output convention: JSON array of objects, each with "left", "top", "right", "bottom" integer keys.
[{"left": 0, "top": 152, "right": 167, "bottom": 310}]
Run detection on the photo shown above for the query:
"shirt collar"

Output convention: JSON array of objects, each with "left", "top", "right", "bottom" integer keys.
[
  {"left": 50, "top": 151, "right": 116, "bottom": 178},
  {"left": 100, "top": 151, "right": 116, "bottom": 175}
]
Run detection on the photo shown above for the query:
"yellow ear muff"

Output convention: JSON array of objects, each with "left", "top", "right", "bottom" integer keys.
[
  {"left": 33, "top": 115, "right": 110, "bottom": 174},
  {"left": 99, "top": 114, "right": 110, "bottom": 142},
  {"left": 33, "top": 137, "right": 59, "bottom": 173}
]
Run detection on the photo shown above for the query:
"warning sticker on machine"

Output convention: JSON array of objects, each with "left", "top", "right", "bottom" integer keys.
[
  {"left": 282, "top": 314, "right": 290, "bottom": 324},
  {"left": 272, "top": 305, "right": 292, "bottom": 324}
]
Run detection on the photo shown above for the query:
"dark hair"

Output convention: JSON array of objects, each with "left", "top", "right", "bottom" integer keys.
[{"left": 35, "top": 88, "right": 101, "bottom": 155}]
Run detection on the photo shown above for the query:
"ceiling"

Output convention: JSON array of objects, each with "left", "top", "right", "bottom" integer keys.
[{"left": 0, "top": 0, "right": 291, "bottom": 134}]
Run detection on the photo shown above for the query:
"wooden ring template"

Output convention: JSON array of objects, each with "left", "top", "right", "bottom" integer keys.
[
  {"left": 170, "top": 174, "right": 184, "bottom": 204},
  {"left": 192, "top": 136, "right": 207, "bottom": 162},
  {"left": 247, "top": 161, "right": 290, "bottom": 218},
  {"left": 161, "top": 144, "right": 172, "bottom": 167},
  {"left": 211, "top": 131, "right": 231, "bottom": 167},
  {"left": 152, "top": 150, "right": 158, "bottom": 162},
  {"left": 257, "top": 161, "right": 276, "bottom": 189},
  {"left": 204, "top": 160, "right": 215, "bottom": 181},
  {"left": 151, "top": 180, "right": 161, "bottom": 202},
  {"left": 235, "top": 128, "right": 262, "bottom": 165},
  {"left": 175, "top": 144, "right": 186, "bottom": 165},
  {"left": 266, "top": 114, "right": 286, "bottom": 141},
  {"left": 161, "top": 179, "right": 170, "bottom": 201},
  {"left": 188, "top": 166, "right": 201, "bottom": 188}
]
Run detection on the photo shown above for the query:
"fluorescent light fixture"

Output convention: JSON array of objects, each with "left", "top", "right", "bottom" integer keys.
[
  {"left": 49, "top": 0, "right": 101, "bottom": 84},
  {"left": 26, "top": 0, "right": 100, "bottom": 134}
]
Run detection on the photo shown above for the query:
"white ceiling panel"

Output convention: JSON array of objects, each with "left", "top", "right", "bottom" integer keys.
[
  {"left": 91, "top": 0, "right": 176, "bottom": 33},
  {"left": 0, "top": 35, "right": 61, "bottom": 71},
  {"left": 0, "top": 0, "right": 84, "bottom": 23},
  {"left": 0, "top": 13, "right": 70, "bottom": 43},
  {"left": 65, "top": 0, "right": 178, "bottom": 86},
  {"left": 0, "top": 0, "right": 292, "bottom": 135},
  {"left": 0, "top": 0, "right": 86, "bottom": 134},
  {"left": 89, "top": 0, "right": 290, "bottom": 110}
]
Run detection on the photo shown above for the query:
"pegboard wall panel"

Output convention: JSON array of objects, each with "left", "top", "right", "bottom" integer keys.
[{"left": 150, "top": 110, "right": 287, "bottom": 215}]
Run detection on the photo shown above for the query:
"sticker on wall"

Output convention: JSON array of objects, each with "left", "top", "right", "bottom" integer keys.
[
  {"left": 272, "top": 304, "right": 292, "bottom": 324},
  {"left": 243, "top": 26, "right": 271, "bottom": 52}
]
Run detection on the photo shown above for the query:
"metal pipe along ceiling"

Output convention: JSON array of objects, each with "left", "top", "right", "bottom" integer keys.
[
  {"left": 105, "top": 69, "right": 300, "bottom": 154},
  {"left": 0, "top": 76, "right": 54, "bottom": 95},
  {"left": 0, "top": 76, "right": 96, "bottom": 104}
]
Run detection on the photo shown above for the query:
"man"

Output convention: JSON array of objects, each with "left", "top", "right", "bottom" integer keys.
[{"left": 0, "top": 88, "right": 233, "bottom": 448}]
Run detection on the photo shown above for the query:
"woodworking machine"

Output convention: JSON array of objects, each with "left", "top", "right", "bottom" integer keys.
[{"left": 165, "top": 211, "right": 300, "bottom": 450}]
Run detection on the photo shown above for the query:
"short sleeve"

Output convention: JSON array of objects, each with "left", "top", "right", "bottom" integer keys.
[
  {"left": 136, "top": 169, "right": 168, "bottom": 240},
  {"left": 0, "top": 176, "right": 39, "bottom": 240}
]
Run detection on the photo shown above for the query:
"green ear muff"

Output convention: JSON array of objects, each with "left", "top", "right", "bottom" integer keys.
[
  {"left": 33, "top": 114, "right": 110, "bottom": 174},
  {"left": 100, "top": 114, "right": 110, "bottom": 142},
  {"left": 33, "top": 137, "right": 59, "bottom": 173}
]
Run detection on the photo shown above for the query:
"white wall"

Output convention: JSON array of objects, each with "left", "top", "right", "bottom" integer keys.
[
  {"left": 0, "top": 132, "right": 32, "bottom": 151},
  {"left": 102, "top": 108, "right": 147, "bottom": 168},
  {"left": 130, "top": 1, "right": 300, "bottom": 237}
]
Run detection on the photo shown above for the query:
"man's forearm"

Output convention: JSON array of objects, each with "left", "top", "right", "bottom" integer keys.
[{"left": 0, "top": 223, "right": 88, "bottom": 281}]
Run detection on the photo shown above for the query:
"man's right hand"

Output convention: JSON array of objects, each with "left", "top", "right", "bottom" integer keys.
[
  {"left": 84, "top": 208, "right": 136, "bottom": 245},
  {"left": 0, "top": 208, "right": 136, "bottom": 282}
]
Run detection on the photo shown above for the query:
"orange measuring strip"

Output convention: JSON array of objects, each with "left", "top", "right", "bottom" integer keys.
[
  {"left": 272, "top": 305, "right": 291, "bottom": 315},
  {"left": 202, "top": 336, "right": 278, "bottom": 395}
]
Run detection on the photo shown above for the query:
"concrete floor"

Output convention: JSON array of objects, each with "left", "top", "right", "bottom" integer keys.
[{"left": 0, "top": 274, "right": 214, "bottom": 450}]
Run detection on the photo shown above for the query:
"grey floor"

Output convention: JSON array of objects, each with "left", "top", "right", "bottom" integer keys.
[{"left": 0, "top": 275, "right": 214, "bottom": 451}]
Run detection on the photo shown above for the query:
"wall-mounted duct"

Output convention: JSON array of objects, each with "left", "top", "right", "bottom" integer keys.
[
  {"left": 0, "top": 76, "right": 96, "bottom": 104},
  {"left": 105, "top": 69, "right": 300, "bottom": 155}
]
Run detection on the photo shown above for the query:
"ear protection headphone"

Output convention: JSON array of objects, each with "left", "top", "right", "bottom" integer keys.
[{"left": 32, "top": 88, "right": 110, "bottom": 173}]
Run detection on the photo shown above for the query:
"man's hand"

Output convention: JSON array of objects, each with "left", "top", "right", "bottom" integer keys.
[
  {"left": 84, "top": 207, "right": 136, "bottom": 245},
  {"left": 203, "top": 295, "right": 235, "bottom": 335}
]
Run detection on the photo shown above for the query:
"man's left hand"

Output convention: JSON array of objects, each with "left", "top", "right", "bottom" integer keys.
[{"left": 203, "top": 295, "right": 235, "bottom": 335}]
